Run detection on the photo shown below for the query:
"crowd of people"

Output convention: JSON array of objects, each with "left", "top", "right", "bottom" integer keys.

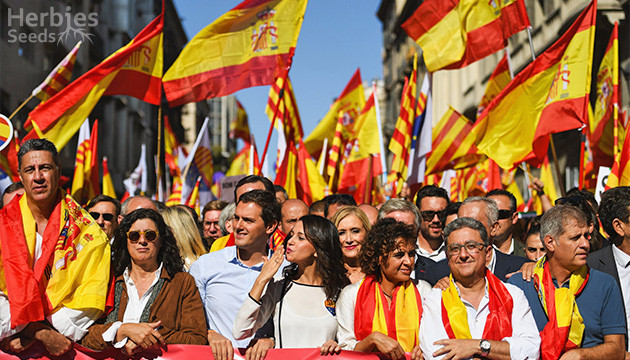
[{"left": 0, "top": 138, "right": 628, "bottom": 360}]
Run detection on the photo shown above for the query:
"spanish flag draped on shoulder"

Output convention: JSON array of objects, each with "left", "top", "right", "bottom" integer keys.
[
  {"left": 25, "top": 13, "right": 164, "bottom": 150},
  {"left": 163, "top": 0, "right": 308, "bottom": 106},
  {"left": 472, "top": 0, "right": 596, "bottom": 169}
]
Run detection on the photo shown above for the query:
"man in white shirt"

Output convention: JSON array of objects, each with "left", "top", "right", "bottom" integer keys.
[
  {"left": 418, "top": 217, "right": 540, "bottom": 360},
  {"left": 414, "top": 185, "right": 449, "bottom": 262}
]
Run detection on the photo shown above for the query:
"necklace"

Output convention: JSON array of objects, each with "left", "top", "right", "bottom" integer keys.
[{"left": 382, "top": 290, "right": 393, "bottom": 299}]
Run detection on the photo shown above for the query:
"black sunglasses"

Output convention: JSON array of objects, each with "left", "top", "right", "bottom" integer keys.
[
  {"left": 127, "top": 230, "right": 158, "bottom": 243},
  {"left": 420, "top": 210, "right": 444, "bottom": 222},
  {"left": 89, "top": 212, "right": 115, "bottom": 222},
  {"left": 497, "top": 209, "right": 514, "bottom": 220}
]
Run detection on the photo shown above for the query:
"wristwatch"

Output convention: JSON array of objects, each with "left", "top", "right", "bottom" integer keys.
[{"left": 480, "top": 339, "right": 491, "bottom": 357}]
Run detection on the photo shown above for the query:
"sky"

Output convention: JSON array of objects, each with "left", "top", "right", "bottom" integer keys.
[{"left": 171, "top": 0, "right": 384, "bottom": 177}]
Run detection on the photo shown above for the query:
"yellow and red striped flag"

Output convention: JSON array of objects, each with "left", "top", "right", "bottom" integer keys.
[
  {"left": 275, "top": 139, "right": 327, "bottom": 205},
  {"left": 163, "top": 0, "right": 307, "bottom": 106},
  {"left": 326, "top": 113, "right": 345, "bottom": 190},
  {"left": 388, "top": 54, "right": 417, "bottom": 190},
  {"left": 402, "top": 0, "right": 529, "bottom": 72},
  {"left": 606, "top": 123, "right": 630, "bottom": 189},
  {"left": 32, "top": 41, "right": 82, "bottom": 102},
  {"left": 25, "top": 13, "right": 164, "bottom": 150},
  {"left": 71, "top": 119, "right": 100, "bottom": 205},
  {"left": 230, "top": 100, "right": 251, "bottom": 143},
  {"left": 590, "top": 22, "right": 623, "bottom": 167},
  {"left": 472, "top": 1, "right": 596, "bottom": 169},
  {"left": 226, "top": 141, "right": 260, "bottom": 177},
  {"left": 166, "top": 179, "right": 183, "bottom": 207},
  {"left": 185, "top": 176, "right": 202, "bottom": 215},
  {"left": 102, "top": 157, "right": 116, "bottom": 199},
  {"left": 304, "top": 69, "right": 365, "bottom": 157},
  {"left": 426, "top": 106, "right": 485, "bottom": 175},
  {"left": 266, "top": 76, "right": 304, "bottom": 143},
  {"left": 478, "top": 53, "right": 511, "bottom": 117}
]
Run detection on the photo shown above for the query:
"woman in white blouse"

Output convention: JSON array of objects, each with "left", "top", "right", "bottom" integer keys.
[{"left": 233, "top": 215, "right": 349, "bottom": 356}]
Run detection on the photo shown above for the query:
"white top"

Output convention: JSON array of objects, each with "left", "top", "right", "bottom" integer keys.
[
  {"left": 493, "top": 238, "right": 515, "bottom": 255},
  {"left": 419, "top": 281, "right": 540, "bottom": 360},
  {"left": 0, "top": 233, "right": 99, "bottom": 341},
  {"left": 612, "top": 244, "right": 630, "bottom": 351},
  {"left": 417, "top": 243, "right": 446, "bottom": 262},
  {"left": 233, "top": 278, "right": 337, "bottom": 348},
  {"left": 101, "top": 264, "right": 164, "bottom": 347},
  {"left": 487, "top": 248, "right": 497, "bottom": 274},
  {"left": 336, "top": 279, "right": 432, "bottom": 350}
]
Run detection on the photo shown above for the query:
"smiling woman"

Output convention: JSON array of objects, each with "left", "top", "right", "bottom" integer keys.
[{"left": 332, "top": 206, "right": 371, "bottom": 284}]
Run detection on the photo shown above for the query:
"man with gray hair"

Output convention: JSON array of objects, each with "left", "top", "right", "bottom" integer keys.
[
  {"left": 509, "top": 205, "right": 626, "bottom": 359},
  {"left": 118, "top": 195, "right": 157, "bottom": 222},
  {"left": 418, "top": 217, "right": 540, "bottom": 360}
]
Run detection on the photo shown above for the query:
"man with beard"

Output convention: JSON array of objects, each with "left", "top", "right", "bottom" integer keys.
[
  {"left": 486, "top": 189, "right": 526, "bottom": 257},
  {"left": 415, "top": 185, "right": 449, "bottom": 262}
]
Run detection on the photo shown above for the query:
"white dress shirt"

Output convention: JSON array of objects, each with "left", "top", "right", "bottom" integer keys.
[
  {"left": 419, "top": 281, "right": 540, "bottom": 360},
  {"left": 0, "top": 233, "right": 99, "bottom": 341},
  {"left": 487, "top": 248, "right": 497, "bottom": 274},
  {"left": 612, "top": 244, "right": 630, "bottom": 351},
  {"left": 417, "top": 243, "right": 447, "bottom": 262}
]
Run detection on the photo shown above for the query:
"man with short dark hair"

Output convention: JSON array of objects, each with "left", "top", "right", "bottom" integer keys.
[
  {"left": 85, "top": 195, "right": 121, "bottom": 240},
  {"left": 190, "top": 190, "right": 282, "bottom": 360},
  {"left": 309, "top": 199, "right": 326, "bottom": 217},
  {"left": 323, "top": 194, "right": 356, "bottom": 219},
  {"left": 486, "top": 189, "right": 525, "bottom": 257},
  {"left": 415, "top": 185, "right": 449, "bottom": 262},
  {"left": 1, "top": 181, "right": 24, "bottom": 208},
  {"left": 234, "top": 175, "right": 275, "bottom": 202},
  {"left": 273, "top": 184, "right": 288, "bottom": 204},
  {"left": 0, "top": 139, "right": 110, "bottom": 355}
]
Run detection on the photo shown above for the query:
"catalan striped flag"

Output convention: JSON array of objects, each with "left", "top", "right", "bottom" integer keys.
[
  {"left": 185, "top": 176, "right": 202, "bottom": 215},
  {"left": 388, "top": 54, "right": 418, "bottom": 191},
  {"left": 478, "top": 53, "right": 511, "bottom": 117},
  {"left": 166, "top": 180, "right": 183, "bottom": 207},
  {"left": 326, "top": 113, "right": 345, "bottom": 190},
  {"left": 181, "top": 117, "right": 214, "bottom": 207},
  {"left": 472, "top": 1, "right": 596, "bottom": 169},
  {"left": 402, "top": 0, "right": 529, "bottom": 72},
  {"left": 26, "top": 13, "right": 164, "bottom": 150},
  {"left": 71, "top": 119, "right": 100, "bottom": 205},
  {"left": 231, "top": 100, "right": 251, "bottom": 143},
  {"left": 102, "top": 157, "right": 116, "bottom": 199},
  {"left": 163, "top": 0, "right": 307, "bottom": 106},
  {"left": 590, "top": 22, "right": 622, "bottom": 167},
  {"left": 266, "top": 76, "right": 304, "bottom": 171},
  {"left": 32, "top": 41, "right": 82, "bottom": 102},
  {"left": 407, "top": 75, "right": 433, "bottom": 190},
  {"left": 426, "top": 106, "right": 484, "bottom": 175},
  {"left": 304, "top": 69, "right": 365, "bottom": 157}
]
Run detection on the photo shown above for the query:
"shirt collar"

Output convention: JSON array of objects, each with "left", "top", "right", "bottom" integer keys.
[
  {"left": 417, "top": 242, "right": 445, "bottom": 256},
  {"left": 122, "top": 262, "right": 163, "bottom": 284},
  {"left": 613, "top": 244, "right": 630, "bottom": 268}
]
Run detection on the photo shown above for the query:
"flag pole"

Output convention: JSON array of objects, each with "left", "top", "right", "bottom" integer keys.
[
  {"left": 526, "top": 27, "right": 536, "bottom": 61},
  {"left": 156, "top": 103, "right": 164, "bottom": 201},
  {"left": 8, "top": 95, "right": 34, "bottom": 120},
  {"left": 548, "top": 135, "right": 566, "bottom": 196},
  {"left": 579, "top": 127, "right": 586, "bottom": 189}
]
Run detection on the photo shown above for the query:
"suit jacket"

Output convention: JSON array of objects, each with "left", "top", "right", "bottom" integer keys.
[
  {"left": 421, "top": 249, "right": 530, "bottom": 286},
  {"left": 413, "top": 255, "right": 436, "bottom": 282},
  {"left": 587, "top": 245, "right": 621, "bottom": 290}
]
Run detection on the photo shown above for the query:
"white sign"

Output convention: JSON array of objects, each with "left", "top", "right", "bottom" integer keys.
[
  {"left": 595, "top": 166, "right": 612, "bottom": 203},
  {"left": 220, "top": 175, "right": 246, "bottom": 203}
]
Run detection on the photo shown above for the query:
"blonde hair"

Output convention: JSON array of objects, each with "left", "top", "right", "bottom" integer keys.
[
  {"left": 331, "top": 206, "right": 371, "bottom": 232},
  {"left": 162, "top": 206, "right": 207, "bottom": 270}
]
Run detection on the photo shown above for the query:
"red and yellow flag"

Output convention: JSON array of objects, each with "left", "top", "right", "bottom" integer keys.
[
  {"left": 605, "top": 122, "right": 630, "bottom": 189},
  {"left": 478, "top": 53, "right": 511, "bottom": 117},
  {"left": 472, "top": 1, "right": 596, "bottom": 169},
  {"left": 326, "top": 113, "right": 345, "bottom": 190},
  {"left": 231, "top": 100, "right": 251, "bottom": 142},
  {"left": 71, "top": 119, "right": 100, "bottom": 205},
  {"left": 304, "top": 69, "right": 365, "bottom": 157},
  {"left": 402, "top": 0, "right": 529, "bottom": 72},
  {"left": 102, "top": 157, "right": 116, "bottom": 199},
  {"left": 426, "top": 106, "right": 484, "bottom": 175},
  {"left": 32, "top": 41, "right": 82, "bottom": 102},
  {"left": 163, "top": 0, "right": 307, "bottom": 106},
  {"left": 25, "top": 13, "right": 164, "bottom": 150},
  {"left": 266, "top": 76, "right": 304, "bottom": 143},
  {"left": 0, "top": 127, "right": 19, "bottom": 183},
  {"left": 590, "top": 22, "right": 623, "bottom": 167},
  {"left": 275, "top": 139, "right": 326, "bottom": 205}
]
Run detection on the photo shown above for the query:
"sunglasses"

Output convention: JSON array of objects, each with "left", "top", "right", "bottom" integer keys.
[
  {"left": 90, "top": 212, "right": 115, "bottom": 222},
  {"left": 497, "top": 209, "right": 514, "bottom": 220},
  {"left": 127, "top": 230, "right": 158, "bottom": 243},
  {"left": 420, "top": 210, "right": 444, "bottom": 222}
]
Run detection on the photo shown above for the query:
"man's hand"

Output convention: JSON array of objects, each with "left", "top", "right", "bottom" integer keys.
[
  {"left": 208, "top": 330, "right": 234, "bottom": 360},
  {"left": 433, "top": 339, "right": 479, "bottom": 359},
  {"left": 32, "top": 327, "right": 72, "bottom": 356},
  {"left": 558, "top": 349, "right": 582, "bottom": 360},
  {"left": 122, "top": 339, "right": 140, "bottom": 356},
  {"left": 369, "top": 332, "right": 405, "bottom": 360},
  {"left": 410, "top": 345, "right": 424, "bottom": 360},
  {"left": 245, "top": 338, "right": 274, "bottom": 360},
  {"left": 118, "top": 322, "right": 164, "bottom": 349},
  {"left": 319, "top": 340, "right": 341, "bottom": 356},
  {"left": 0, "top": 334, "right": 34, "bottom": 353},
  {"left": 433, "top": 277, "right": 450, "bottom": 290}
]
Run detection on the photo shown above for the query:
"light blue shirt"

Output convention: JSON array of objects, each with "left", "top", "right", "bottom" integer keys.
[{"left": 189, "top": 246, "right": 279, "bottom": 348}]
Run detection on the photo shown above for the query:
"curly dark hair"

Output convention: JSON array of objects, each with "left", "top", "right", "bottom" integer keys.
[
  {"left": 112, "top": 208, "right": 184, "bottom": 277},
  {"left": 599, "top": 186, "right": 630, "bottom": 245},
  {"left": 283, "top": 215, "right": 349, "bottom": 300},
  {"left": 359, "top": 218, "right": 417, "bottom": 281}
]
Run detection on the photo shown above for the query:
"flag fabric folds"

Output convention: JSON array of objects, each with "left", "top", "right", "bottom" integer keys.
[
  {"left": 407, "top": 74, "right": 433, "bottom": 190},
  {"left": 606, "top": 124, "right": 630, "bottom": 189},
  {"left": 266, "top": 76, "right": 303, "bottom": 170},
  {"left": 231, "top": 100, "right": 251, "bottom": 142},
  {"left": 71, "top": 119, "right": 100, "bottom": 205},
  {"left": 26, "top": 13, "right": 164, "bottom": 150},
  {"left": 163, "top": 0, "right": 308, "bottom": 106},
  {"left": 32, "top": 41, "right": 82, "bottom": 102},
  {"left": 123, "top": 144, "right": 148, "bottom": 196},
  {"left": 102, "top": 157, "right": 116, "bottom": 199},
  {"left": 402, "top": 0, "right": 529, "bottom": 72},
  {"left": 472, "top": 1, "right": 596, "bottom": 169},
  {"left": 477, "top": 53, "right": 511, "bottom": 117},
  {"left": 181, "top": 117, "right": 214, "bottom": 206},
  {"left": 274, "top": 139, "right": 326, "bottom": 205}
]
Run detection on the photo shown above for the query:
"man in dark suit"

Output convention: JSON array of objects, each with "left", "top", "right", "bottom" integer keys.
[
  {"left": 487, "top": 189, "right": 527, "bottom": 257},
  {"left": 588, "top": 186, "right": 630, "bottom": 354},
  {"left": 422, "top": 196, "right": 529, "bottom": 285}
]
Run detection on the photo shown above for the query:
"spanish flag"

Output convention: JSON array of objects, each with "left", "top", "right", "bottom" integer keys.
[
  {"left": 477, "top": 53, "right": 511, "bottom": 117},
  {"left": 102, "top": 157, "right": 116, "bottom": 199},
  {"left": 402, "top": 0, "right": 529, "bottom": 72},
  {"left": 26, "top": 13, "right": 164, "bottom": 150},
  {"left": 472, "top": 1, "right": 596, "bottom": 169},
  {"left": 71, "top": 119, "right": 100, "bottom": 205},
  {"left": 590, "top": 22, "right": 623, "bottom": 167},
  {"left": 275, "top": 139, "right": 326, "bottom": 205},
  {"left": 605, "top": 123, "right": 630, "bottom": 189},
  {"left": 163, "top": 0, "right": 307, "bottom": 106},
  {"left": 304, "top": 69, "right": 365, "bottom": 157},
  {"left": 231, "top": 100, "right": 251, "bottom": 143},
  {"left": 226, "top": 141, "right": 260, "bottom": 177}
]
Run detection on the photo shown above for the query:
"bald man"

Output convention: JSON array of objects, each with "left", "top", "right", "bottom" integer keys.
[
  {"left": 280, "top": 199, "right": 309, "bottom": 235},
  {"left": 358, "top": 204, "right": 378, "bottom": 226},
  {"left": 118, "top": 196, "right": 157, "bottom": 223}
]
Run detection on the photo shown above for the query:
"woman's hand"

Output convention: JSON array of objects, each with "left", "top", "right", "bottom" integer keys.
[
  {"left": 117, "top": 321, "right": 164, "bottom": 349},
  {"left": 245, "top": 338, "right": 274, "bottom": 360},
  {"left": 410, "top": 345, "right": 424, "bottom": 360},
  {"left": 208, "top": 330, "right": 234, "bottom": 360},
  {"left": 369, "top": 332, "right": 405, "bottom": 360},
  {"left": 319, "top": 340, "right": 341, "bottom": 356},
  {"left": 249, "top": 246, "right": 285, "bottom": 302}
]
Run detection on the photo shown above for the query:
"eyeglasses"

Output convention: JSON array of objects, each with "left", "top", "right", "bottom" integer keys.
[
  {"left": 497, "top": 209, "right": 514, "bottom": 220},
  {"left": 446, "top": 241, "right": 486, "bottom": 256},
  {"left": 89, "top": 212, "right": 115, "bottom": 222},
  {"left": 420, "top": 210, "right": 444, "bottom": 222},
  {"left": 127, "top": 230, "right": 158, "bottom": 243}
]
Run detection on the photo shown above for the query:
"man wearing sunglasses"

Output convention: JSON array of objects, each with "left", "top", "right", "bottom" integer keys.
[
  {"left": 0, "top": 139, "right": 110, "bottom": 356},
  {"left": 85, "top": 195, "right": 121, "bottom": 240},
  {"left": 415, "top": 185, "right": 450, "bottom": 262},
  {"left": 418, "top": 217, "right": 540, "bottom": 360},
  {"left": 486, "top": 189, "right": 526, "bottom": 257}
]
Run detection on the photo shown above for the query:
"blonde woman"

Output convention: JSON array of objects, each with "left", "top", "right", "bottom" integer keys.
[
  {"left": 331, "top": 206, "right": 371, "bottom": 284},
  {"left": 162, "top": 206, "right": 207, "bottom": 270}
]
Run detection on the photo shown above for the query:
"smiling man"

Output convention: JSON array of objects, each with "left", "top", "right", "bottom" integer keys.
[
  {"left": 189, "top": 190, "right": 281, "bottom": 360},
  {"left": 0, "top": 139, "right": 110, "bottom": 356},
  {"left": 509, "top": 205, "right": 626, "bottom": 360},
  {"left": 419, "top": 217, "right": 540, "bottom": 360},
  {"left": 415, "top": 185, "right": 450, "bottom": 262}
]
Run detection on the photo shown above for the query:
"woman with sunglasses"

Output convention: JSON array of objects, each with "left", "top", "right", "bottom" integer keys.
[
  {"left": 82, "top": 209, "right": 208, "bottom": 354},
  {"left": 232, "top": 215, "right": 349, "bottom": 358},
  {"left": 331, "top": 206, "right": 371, "bottom": 284},
  {"left": 336, "top": 218, "right": 431, "bottom": 360}
]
